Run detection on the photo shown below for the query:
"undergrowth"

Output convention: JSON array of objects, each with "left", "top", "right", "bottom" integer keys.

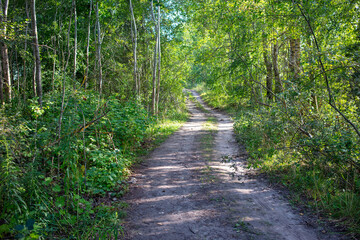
[{"left": 0, "top": 90, "right": 188, "bottom": 239}]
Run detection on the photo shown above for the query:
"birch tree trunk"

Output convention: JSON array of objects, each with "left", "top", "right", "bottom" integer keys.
[
  {"left": 23, "top": 0, "right": 30, "bottom": 100},
  {"left": 155, "top": 2, "right": 161, "bottom": 114},
  {"left": 50, "top": 4, "right": 57, "bottom": 92},
  {"left": 0, "top": 0, "right": 11, "bottom": 102},
  {"left": 72, "top": 0, "right": 77, "bottom": 89},
  {"left": 150, "top": 0, "right": 158, "bottom": 113},
  {"left": 58, "top": 3, "right": 74, "bottom": 144},
  {"left": 129, "top": 0, "right": 138, "bottom": 96},
  {"left": 32, "top": 63, "right": 36, "bottom": 97},
  {"left": 96, "top": 2, "right": 103, "bottom": 96},
  {"left": 84, "top": 0, "right": 93, "bottom": 89},
  {"left": 30, "top": 0, "right": 42, "bottom": 106},
  {"left": 15, "top": 48, "right": 19, "bottom": 92},
  {"left": 51, "top": 36, "right": 56, "bottom": 91}
]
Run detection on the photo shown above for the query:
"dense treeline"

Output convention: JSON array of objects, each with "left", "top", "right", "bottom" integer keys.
[
  {"left": 180, "top": 0, "right": 360, "bottom": 235},
  {"left": 0, "top": 0, "right": 188, "bottom": 238},
  {"left": 0, "top": 0, "right": 187, "bottom": 107}
]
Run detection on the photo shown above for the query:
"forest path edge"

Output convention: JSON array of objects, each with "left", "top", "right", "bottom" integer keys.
[{"left": 122, "top": 90, "right": 343, "bottom": 240}]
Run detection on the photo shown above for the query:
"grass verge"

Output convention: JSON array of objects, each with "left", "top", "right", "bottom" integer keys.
[
  {"left": 187, "top": 90, "right": 219, "bottom": 183},
  {"left": 137, "top": 113, "right": 188, "bottom": 156},
  {"left": 200, "top": 116, "right": 218, "bottom": 183}
]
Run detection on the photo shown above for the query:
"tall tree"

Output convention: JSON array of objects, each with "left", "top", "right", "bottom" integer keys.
[
  {"left": 72, "top": 0, "right": 77, "bottom": 89},
  {"left": 30, "top": 0, "right": 42, "bottom": 105},
  {"left": 263, "top": 37, "right": 273, "bottom": 101},
  {"left": 150, "top": 0, "right": 158, "bottom": 113},
  {"left": 0, "top": 58, "right": 3, "bottom": 104},
  {"left": 0, "top": 0, "right": 11, "bottom": 102},
  {"left": 155, "top": 2, "right": 161, "bottom": 114},
  {"left": 96, "top": 1, "right": 103, "bottom": 96},
  {"left": 84, "top": 0, "right": 92, "bottom": 89},
  {"left": 289, "top": 37, "right": 301, "bottom": 81},
  {"left": 272, "top": 40, "right": 282, "bottom": 94},
  {"left": 129, "top": 0, "right": 138, "bottom": 96},
  {"left": 23, "top": 0, "right": 30, "bottom": 99}
]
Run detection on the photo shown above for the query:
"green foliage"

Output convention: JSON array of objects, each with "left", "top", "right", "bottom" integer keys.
[
  {"left": 108, "top": 99, "right": 152, "bottom": 151},
  {"left": 232, "top": 105, "right": 360, "bottom": 234},
  {"left": 0, "top": 88, "right": 186, "bottom": 239}
]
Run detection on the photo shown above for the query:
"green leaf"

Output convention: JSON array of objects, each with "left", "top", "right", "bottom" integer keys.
[
  {"left": 29, "top": 233, "right": 40, "bottom": 239},
  {"left": 52, "top": 184, "right": 61, "bottom": 193},
  {"left": 44, "top": 177, "right": 52, "bottom": 186},
  {"left": 55, "top": 196, "right": 65, "bottom": 208},
  {"left": 0, "top": 224, "right": 10, "bottom": 234}
]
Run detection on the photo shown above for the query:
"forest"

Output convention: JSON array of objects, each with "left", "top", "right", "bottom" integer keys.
[{"left": 0, "top": 0, "right": 359, "bottom": 239}]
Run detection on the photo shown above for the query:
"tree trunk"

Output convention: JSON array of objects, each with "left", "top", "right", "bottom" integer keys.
[
  {"left": 151, "top": 35, "right": 158, "bottom": 114},
  {"left": 23, "top": 0, "right": 30, "bottom": 100},
  {"left": 85, "top": 0, "right": 92, "bottom": 89},
  {"left": 15, "top": 48, "right": 19, "bottom": 92},
  {"left": 0, "top": 0, "right": 11, "bottom": 102},
  {"left": 263, "top": 38, "right": 273, "bottom": 101},
  {"left": 73, "top": 0, "right": 77, "bottom": 89},
  {"left": 10, "top": 47, "right": 14, "bottom": 92},
  {"left": 58, "top": 1, "right": 74, "bottom": 145},
  {"left": 51, "top": 36, "right": 56, "bottom": 91},
  {"left": 32, "top": 64, "right": 36, "bottom": 97},
  {"left": 272, "top": 41, "right": 282, "bottom": 94},
  {"left": 50, "top": 4, "right": 57, "bottom": 92},
  {"left": 129, "top": 0, "right": 138, "bottom": 96},
  {"left": 155, "top": 2, "right": 161, "bottom": 114},
  {"left": 96, "top": 2, "right": 103, "bottom": 96},
  {"left": 289, "top": 38, "right": 300, "bottom": 81},
  {"left": 30, "top": 0, "right": 42, "bottom": 106},
  {"left": 150, "top": 0, "right": 158, "bottom": 114}
]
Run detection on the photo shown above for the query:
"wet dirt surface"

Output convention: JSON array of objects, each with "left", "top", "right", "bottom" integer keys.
[{"left": 123, "top": 91, "right": 344, "bottom": 240}]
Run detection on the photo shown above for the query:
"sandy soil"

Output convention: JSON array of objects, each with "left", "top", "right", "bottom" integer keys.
[{"left": 122, "top": 91, "right": 343, "bottom": 240}]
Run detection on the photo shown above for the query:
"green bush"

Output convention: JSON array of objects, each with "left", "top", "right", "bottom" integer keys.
[
  {"left": 0, "top": 89, "right": 183, "bottom": 239},
  {"left": 232, "top": 102, "right": 360, "bottom": 233}
]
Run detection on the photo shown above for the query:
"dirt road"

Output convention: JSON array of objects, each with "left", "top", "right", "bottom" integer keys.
[{"left": 123, "top": 91, "right": 341, "bottom": 240}]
